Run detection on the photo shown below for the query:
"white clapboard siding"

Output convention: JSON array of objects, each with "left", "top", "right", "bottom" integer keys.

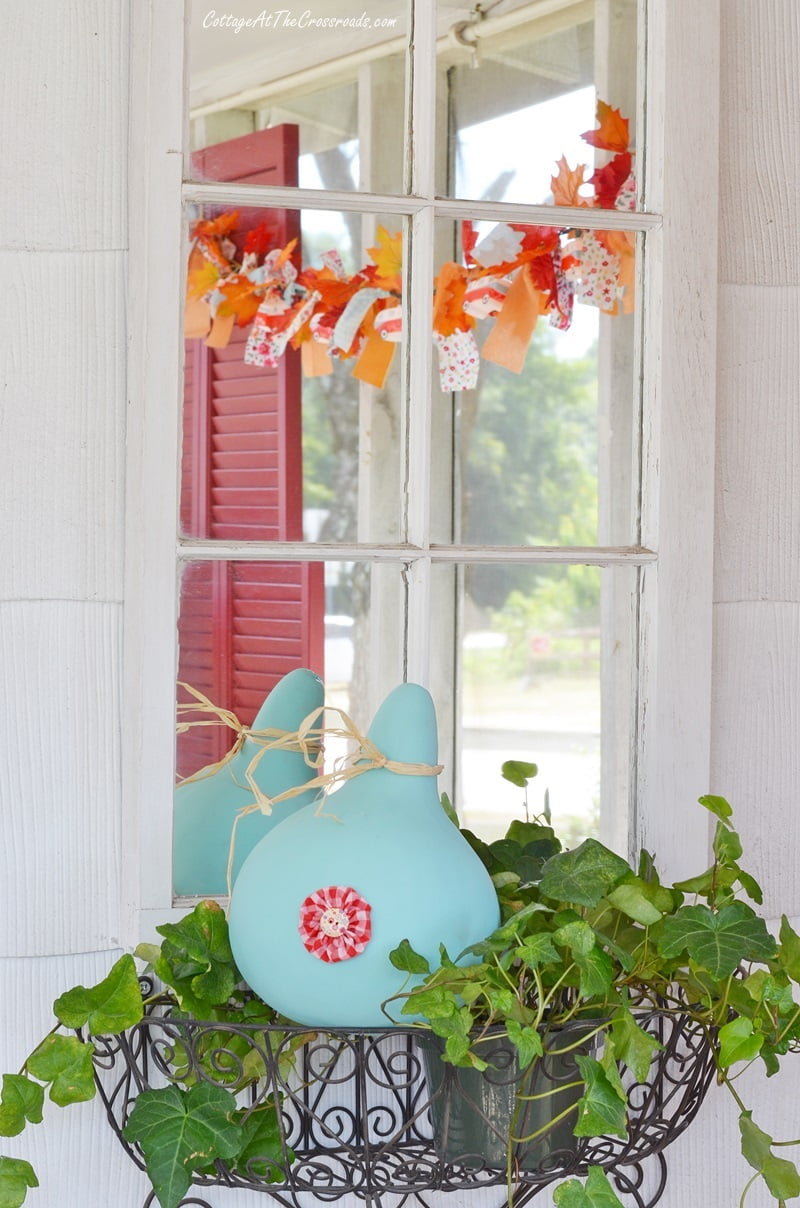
[
  {"left": 715, "top": 287, "right": 800, "bottom": 602},
  {"left": 0, "top": 953, "right": 150, "bottom": 1208},
  {"left": 0, "top": 602, "right": 122, "bottom": 957},
  {"left": 0, "top": 0, "right": 128, "bottom": 251},
  {"left": 0, "top": 250, "right": 126, "bottom": 603},
  {"left": 718, "top": 0, "right": 800, "bottom": 285},
  {"left": 710, "top": 602, "right": 800, "bottom": 916}
]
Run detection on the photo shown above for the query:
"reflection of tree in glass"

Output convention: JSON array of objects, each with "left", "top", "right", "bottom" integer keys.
[{"left": 462, "top": 328, "right": 599, "bottom": 620}]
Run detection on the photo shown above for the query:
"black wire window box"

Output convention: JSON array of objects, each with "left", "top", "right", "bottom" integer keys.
[{"left": 91, "top": 994, "right": 715, "bottom": 1208}]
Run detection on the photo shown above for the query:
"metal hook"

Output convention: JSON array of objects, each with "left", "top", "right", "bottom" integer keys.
[{"left": 451, "top": 18, "right": 481, "bottom": 68}]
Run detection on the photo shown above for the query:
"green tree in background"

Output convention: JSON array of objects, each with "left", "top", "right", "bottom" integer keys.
[{"left": 463, "top": 326, "right": 599, "bottom": 622}]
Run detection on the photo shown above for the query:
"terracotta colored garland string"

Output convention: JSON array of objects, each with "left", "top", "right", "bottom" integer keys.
[{"left": 177, "top": 683, "right": 444, "bottom": 897}]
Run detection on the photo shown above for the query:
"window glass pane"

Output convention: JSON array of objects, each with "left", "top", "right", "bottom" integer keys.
[
  {"left": 175, "top": 558, "right": 407, "bottom": 781},
  {"left": 181, "top": 204, "right": 407, "bottom": 544},
  {"left": 430, "top": 562, "right": 636, "bottom": 856},
  {"left": 188, "top": 3, "right": 407, "bottom": 193},
  {"left": 174, "top": 556, "right": 407, "bottom": 896},
  {"left": 436, "top": 0, "right": 638, "bottom": 206},
  {"left": 429, "top": 219, "right": 639, "bottom": 547}
]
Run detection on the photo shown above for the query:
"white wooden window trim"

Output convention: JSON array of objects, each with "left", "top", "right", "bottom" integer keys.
[{"left": 124, "top": 0, "right": 719, "bottom": 941}]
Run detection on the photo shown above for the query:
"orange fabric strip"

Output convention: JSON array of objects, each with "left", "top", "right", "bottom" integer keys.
[
  {"left": 481, "top": 267, "right": 545, "bottom": 374},
  {"left": 185, "top": 297, "right": 211, "bottom": 340},
  {"left": 352, "top": 326, "right": 396, "bottom": 388},
  {"left": 301, "top": 337, "right": 334, "bottom": 378},
  {"left": 205, "top": 311, "right": 235, "bottom": 348}
]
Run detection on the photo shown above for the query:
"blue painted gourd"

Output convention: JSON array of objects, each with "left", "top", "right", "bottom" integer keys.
[
  {"left": 228, "top": 682, "right": 500, "bottom": 1026},
  {"left": 173, "top": 668, "right": 324, "bottom": 897}
]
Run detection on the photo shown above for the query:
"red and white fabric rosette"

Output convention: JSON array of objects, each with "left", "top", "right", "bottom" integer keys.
[{"left": 299, "top": 885, "right": 372, "bottom": 963}]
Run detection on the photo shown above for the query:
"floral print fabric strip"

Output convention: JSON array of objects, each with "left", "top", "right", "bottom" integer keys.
[{"left": 299, "top": 885, "right": 373, "bottom": 962}]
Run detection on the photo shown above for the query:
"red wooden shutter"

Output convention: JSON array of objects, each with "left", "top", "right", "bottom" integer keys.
[{"left": 177, "top": 126, "right": 325, "bottom": 778}]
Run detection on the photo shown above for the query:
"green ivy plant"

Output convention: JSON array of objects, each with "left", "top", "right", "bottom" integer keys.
[
  {"left": 0, "top": 901, "right": 290, "bottom": 1208},
  {"left": 388, "top": 765, "right": 800, "bottom": 1208},
  {"left": 3, "top": 770, "right": 800, "bottom": 1208}
]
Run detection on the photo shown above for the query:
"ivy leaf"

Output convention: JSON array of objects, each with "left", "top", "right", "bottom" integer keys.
[
  {"left": 744, "top": 970, "right": 797, "bottom": 1016},
  {"left": 134, "top": 942, "right": 162, "bottom": 968},
  {"left": 599, "top": 1040, "right": 627, "bottom": 1103},
  {"left": 0, "top": 1157, "right": 38, "bottom": 1208},
  {"left": 553, "top": 1166, "right": 625, "bottom": 1208},
  {"left": 778, "top": 915, "right": 800, "bottom": 982},
  {"left": 389, "top": 940, "right": 430, "bottom": 975},
  {"left": 231, "top": 1104, "right": 288, "bottom": 1182},
  {"left": 488, "top": 839, "right": 545, "bottom": 883},
  {"left": 540, "top": 840, "right": 630, "bottom": 908},
  {"left": 0, "top": 1077, "right": 44, "bottom": 1138},
  {"left": 610, "top": 1010, "right": 662, "bottom": 1084},
  {"left": 698, "top": 794, "right": 733, "bottom": 822},
  {"left": 506, "top": 1021, "right": 543, "bottom": 1068},
  {"left": 554, "top": 920, "right": 596, "bottom": 956},
  {"left": 573, "top": 1056, "right": 628, "bottom": 1138},
  {"left": 439, "top": 792, "right": 459, "bottom": 827},
  {"left": 156, "top": 900, "right": 239, "bottom": 1009},
  {"left": 519, "top": 933, "right": 561, "bottom": 968},
  {"left": 654, "top": 903, "right": 776, "bottom": 980},
  {"left": 25, "top": 1036, "right": 96, "bottom": 1107},
  {"left": 739, "top": 1111, "right": 800, "bottom": 1201},
  {"left": 719, "top": 1018, "right": 764, "bottom": 1068},
  {"left": 506, "top": 819, "right": 559, "bottom": 852},
  {"left": 53, "top": 954, "right": 143, "bottom": 1035},
  {"left": 736, "top": 868, "right": 764, "bottom": 904},
  {"left": 401, "top": 986, "right": 458, "bottom": 1020},
  {"left": 123, "top": 1084, "right": 240, "bottom": 1208},
  {"left": 574, "top": 948, "right": 614, "bottom": 998},
  {"left": 713, "top": 821, "right": 743, "bottom": 865},
  {"left": 606, "top": 875, "right": 667, "bottom": 926},
  {"left": 501, "top": 760, "right": 538, "bottom": 787}
]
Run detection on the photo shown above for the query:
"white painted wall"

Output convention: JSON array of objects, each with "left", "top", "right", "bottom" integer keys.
[
  {"left": 2, "top": 1, "right": 799, "bottom": 1205},
  {"left": 661, "top": 3, "right": 800, "bottom": 1204}
]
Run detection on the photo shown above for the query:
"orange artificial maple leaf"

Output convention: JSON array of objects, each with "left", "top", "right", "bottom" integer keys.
[
  {"left": 432, "top": 262, "right": 474, "bottom": 337},
  {"left": 191, "top": 210, "right": 240, "bottom": 240},
  {"left": 367, "top": 227, "right": 403, "bottom": 289},
  {"left": 186, "top": 259, "right": 220, "bottom": 301},
  {"left": 592, "top": 152, "right": 633, "bottom": 209},
  {"left": 550, "top": 157, "right": 590, "bottom": 208},
  {"left": 273, "top": 238, "right": 298, "bottom": 269},
  {"left": 511, "top": 224, "right": 561, "bottom": 255},
  {"left": 462, "top": 220, "right": 478, "bottom": 266},
  {"left": 243, "top": 221, "right": 274, "bottom": 258},
  {"left": 300, "top": 266, "right": 360, "bottom": 314},
  {"left": 581, "top": 101, "right": 630, "bottom": 153},
  {"left": 216, "top": 275, "right": 261, "bottom": 326}
]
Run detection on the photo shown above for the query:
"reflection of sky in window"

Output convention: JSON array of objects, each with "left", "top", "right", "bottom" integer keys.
[
  {"left": 300, "top": 85, "right": 601, "bottom": 356},
  {"left": 455, "top": 85, "right": 596, "bottom": 204},
  {"left": 299, "top": 142, "right": 358, "bottom": 252}
]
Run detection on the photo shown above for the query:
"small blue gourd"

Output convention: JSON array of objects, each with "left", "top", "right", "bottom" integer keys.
[
  {"left": 228, "top": 682, "right": 500, "bottom": 1026},
  {"left": 173, "top": 668, "right": 324, "bottom": 897}
]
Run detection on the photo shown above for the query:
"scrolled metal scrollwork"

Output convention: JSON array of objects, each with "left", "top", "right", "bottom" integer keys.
[{"left": 94, "top": 1001, "right": 715, "bottom": 1208}]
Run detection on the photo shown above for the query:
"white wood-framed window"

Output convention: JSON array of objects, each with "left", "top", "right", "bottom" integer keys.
[{"left": 124, "top": 0, "right": 720, "bottom": 939}]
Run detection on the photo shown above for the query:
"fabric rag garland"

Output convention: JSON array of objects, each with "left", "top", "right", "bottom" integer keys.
[{"left": 185, "top": 100, "right": 636, "bottom": 393}]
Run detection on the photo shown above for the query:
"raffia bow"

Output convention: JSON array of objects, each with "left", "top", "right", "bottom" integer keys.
[{"left": 176, "top": 683, "right": 444, "bottom": 897}]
